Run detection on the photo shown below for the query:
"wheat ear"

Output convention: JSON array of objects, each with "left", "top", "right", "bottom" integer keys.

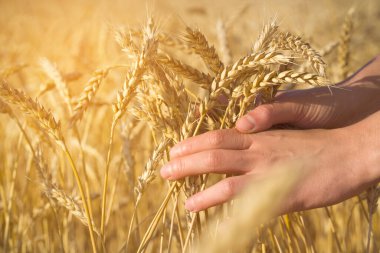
[
  {"left": 0, "top": 81, "right": 97, "bottom": 252},
  {"left": 338, "top": 8, "right": 354, "bottom": 80},
  {"left": 0, "top": 81, "right": 64, "bottom": 146},
  {"left": 39, "top": 58, "right": 72, "bottom": 112},
  {"left": 185, "top": 27, "right": 224, "bottom": 74},
  {"left": 101, "top": 18, "right": 159, "bottom": 238},
  {"left": 155, "top": 53, "right": 213, "bottom": 88},
  {"left": 253, "top": 20, "right": 278, "bottom": 53},
  {"left": 216, "top": 19, "right": 233, "bottom": 65},
  {"left": 271, "top": 32, "right": 326, "bottom": 76},
  {"left": 34, "top": 151, "right": 100, "bottom": 236}
]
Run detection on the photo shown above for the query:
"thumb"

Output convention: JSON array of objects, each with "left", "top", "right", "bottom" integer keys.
[{"left": 236, "top": 102, "right": 302, "bottom": 133}]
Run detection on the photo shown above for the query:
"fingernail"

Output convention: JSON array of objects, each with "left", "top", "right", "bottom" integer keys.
[
  {"left": 160, "top": 164, "right": 172, "bottom": 179},
  {"left": 237, "top": 115, "right": 256, "bottom": 132},
  {"left": 185, "top": 198, "right": 196, "bottom": 212}
]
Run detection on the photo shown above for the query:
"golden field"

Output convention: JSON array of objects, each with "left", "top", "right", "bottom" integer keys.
[{"left": 0, "top": 0, "right": 380, "bottom": 252}]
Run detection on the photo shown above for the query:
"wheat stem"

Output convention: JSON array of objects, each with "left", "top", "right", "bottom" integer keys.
[{"left": 62, "top": 142, "right": 98, "bottom": 253}]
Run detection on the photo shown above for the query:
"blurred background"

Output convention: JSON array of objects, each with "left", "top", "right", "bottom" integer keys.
[{"left": 1, "top": 0, "right": 379, "bottom": 72}]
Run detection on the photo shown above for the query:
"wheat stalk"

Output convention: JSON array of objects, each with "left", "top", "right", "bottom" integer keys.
[
  {"left": 0, "top": 81, "right": 98, "bottom": 252},
  {"left": 34, "top": 150, "right": 100, "bottom": 236},
  {"left": 100, "top": 17, "right": 159, "bottom": 238}
]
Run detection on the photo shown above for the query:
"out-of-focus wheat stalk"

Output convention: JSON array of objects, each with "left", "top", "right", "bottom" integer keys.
[
  {"left": 100, "top": 18, "right": 159, "bottom": 239},
  {"left": 0, "top": 81, "right": 98, "bottom": 253},
  {"left": 197, "top": 162, "right": 304, "bottom": 253},
  {"left": 338, "top": 8, "right": 355, "bottom": 80}
]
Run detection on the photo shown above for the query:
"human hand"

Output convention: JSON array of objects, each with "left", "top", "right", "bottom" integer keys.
[
  {"left": 236, "top": 55, "right": 380, "bottom": 133},
  {"left": 160, "top": 111, "right": 380, "bottom": 213}
]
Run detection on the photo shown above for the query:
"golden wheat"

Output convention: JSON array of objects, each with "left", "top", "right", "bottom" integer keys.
[{"left": 1, "top": 2, "right": 379, "bottom": 253}]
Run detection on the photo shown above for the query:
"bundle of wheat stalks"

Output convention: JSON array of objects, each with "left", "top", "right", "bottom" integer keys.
[{"left": 0, "top": 6, "right": 379, "bottom": 253}]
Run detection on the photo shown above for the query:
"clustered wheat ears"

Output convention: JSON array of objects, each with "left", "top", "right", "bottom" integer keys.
[
  {"left": 0, "top": 81, "right": 98, "bottom": 252},
  {"left": 109, "top": 18, "right": 329, "bottom": 252}
]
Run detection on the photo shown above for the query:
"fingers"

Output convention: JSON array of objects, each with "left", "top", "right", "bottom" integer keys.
[
  {"left": 185, "top": 175, "right": 251, "bottom": 212},
  {"left": 170, "top": 128, "right": 252, "bottom": 159},
  {"left": 161, "top": 149, "right": 251, "bottom": 180},
  {"left": 236, "top": 102, "right": 303, "bottom": 133}
]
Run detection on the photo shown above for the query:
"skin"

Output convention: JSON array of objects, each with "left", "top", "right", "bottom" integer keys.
[{"left": 160, "top": 54, "right": 380, "bottom": 213}]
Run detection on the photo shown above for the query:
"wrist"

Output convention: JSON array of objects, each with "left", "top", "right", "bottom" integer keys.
[{"left": 348, "top": 111, "right": 380, "bottom": 185}]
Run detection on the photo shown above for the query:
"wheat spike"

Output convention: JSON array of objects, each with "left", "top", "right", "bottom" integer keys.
[
  {"left": 34, "top": 150, "right": 100, "bottom": 236},
  {"left": 253, "top": 20, "right": 279, "bottom": 53},
  {"left": 155, "top": 53, "right": 213, "bottom": 88},
  {"left": 0, "top": 81, "right": 64, "bottom": 145},
  {"left": 261, "top": 70, "right": 328, "bottom": 87},
  {"left": 135, "top": 138, "right": 171, "bottom": 202},
  {"left": 271, "top": 32, "right": 326, "bottom": 76},
  {"left": 338, "top": 8, "right": 354, "bottom": 80},
  {"left": 216, "top": 19, "right": 233, "bottom": 65},
  {"left": 39, "top": 58, "right": 72, "bottom": 112},
  {"left": 70, "top": 68, "right": 111, "bottom": 125},
  {"left": 112, "top": 24, "right": 158, "bottom": 121},
  {"left": 185, "top": 27, "right": 224, "bottom": 74}
]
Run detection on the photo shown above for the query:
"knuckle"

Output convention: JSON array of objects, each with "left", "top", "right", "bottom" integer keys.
[
  {"left": 222, "top": 179, "right": 235, "bottom": 197},
  {"left": 257, "top": 104, "right": 274, "bottom": 121},
  {"left": 206, "top": 150, "right": 222, "bottom": 170},
  {"left": 172, "top": 158, "right": 185, "bottom": 176},
  {"left": 207, "top": 131, "right": 225, "bottom": 147}
]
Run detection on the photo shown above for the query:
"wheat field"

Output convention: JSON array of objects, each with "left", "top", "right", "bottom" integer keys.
[{"left": 1, "top": 0, "right": 380, "bottom": 252}]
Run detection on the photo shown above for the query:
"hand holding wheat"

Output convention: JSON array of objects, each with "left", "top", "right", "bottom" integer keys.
[
  {"left": 236, "top": 55, "right": 380, "bottom": 132},
  {"left": 163, "top": 110, "right": 380, "bottom": 213}
]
